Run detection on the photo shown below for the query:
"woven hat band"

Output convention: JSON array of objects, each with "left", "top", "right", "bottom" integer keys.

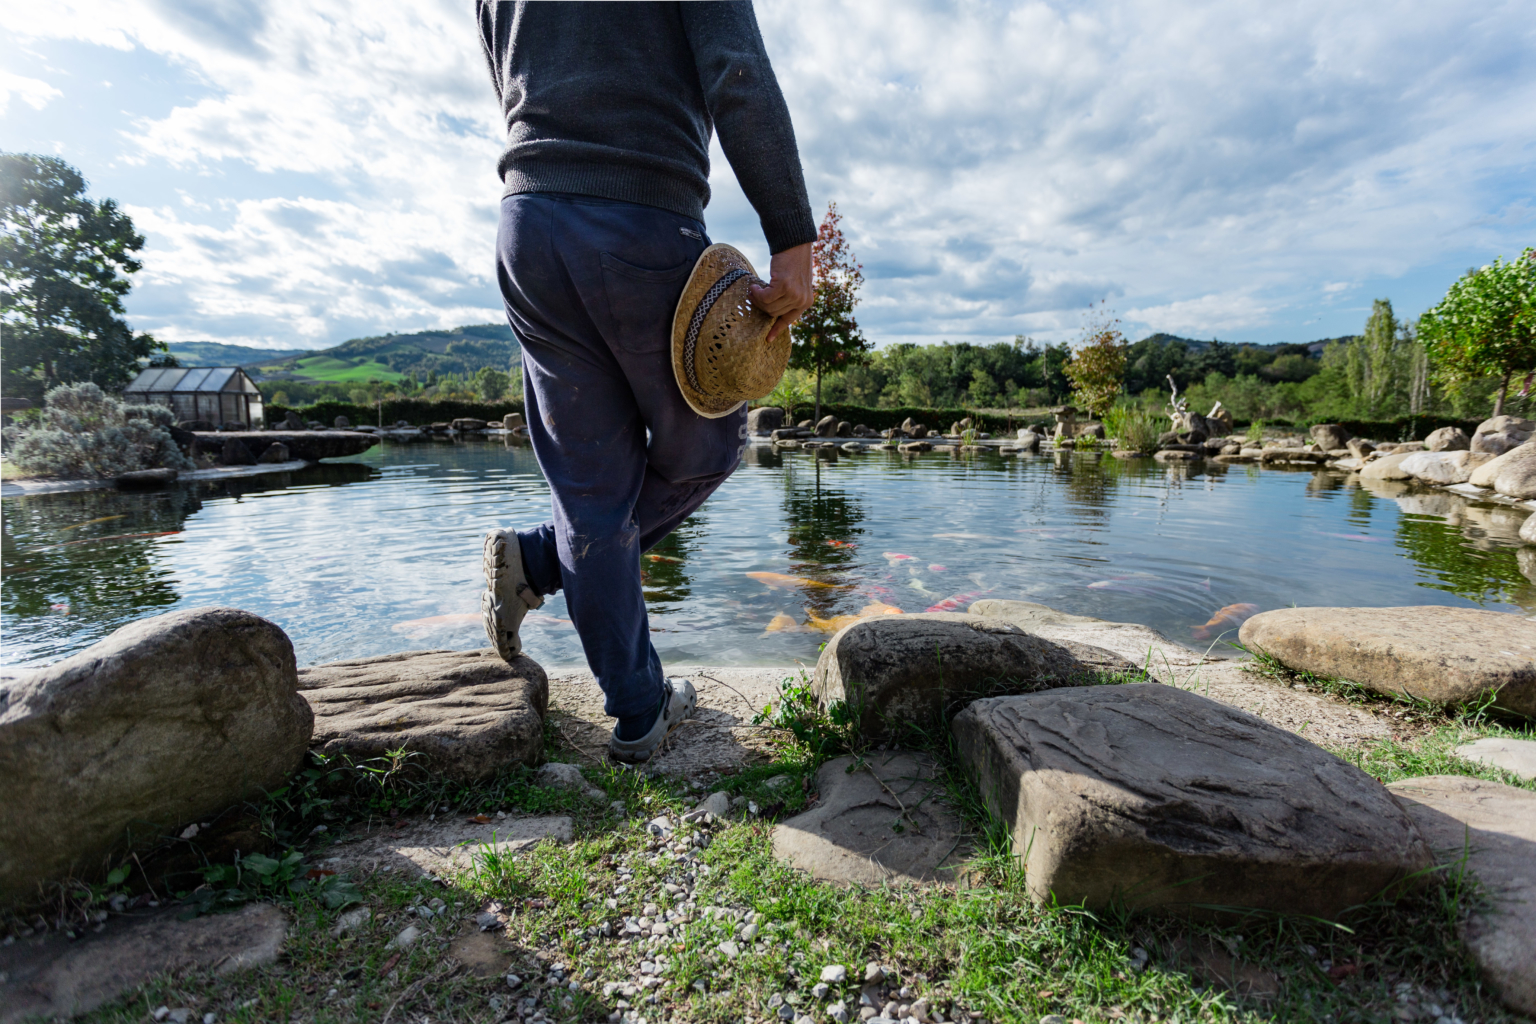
[{"left": 682, "top": 268, "right": 751, "bottom": 392}]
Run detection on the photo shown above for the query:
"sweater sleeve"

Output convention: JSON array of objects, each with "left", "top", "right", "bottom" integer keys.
[{"left": 680, "top": 2, "right": 816, "bottom": 254}]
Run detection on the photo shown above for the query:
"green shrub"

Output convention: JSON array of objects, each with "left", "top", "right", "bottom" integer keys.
[
  {"left": 1, "top": 382, "right": 194, "bottom": 478},
  {"left": 1102, "top": 404, "right": 1161, "bottom": 451}
]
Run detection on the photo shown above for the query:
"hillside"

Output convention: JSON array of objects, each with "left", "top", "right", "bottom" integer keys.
[
  {"left": 164, "top": 342, "right": 312, "bottom": 366},
  {"left": 252, "top": 324, "right": 519, "bottom": 384}
]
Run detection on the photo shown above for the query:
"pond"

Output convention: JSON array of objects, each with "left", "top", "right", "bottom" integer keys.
[{"left": 4, "top": 438, "right": 1534, "bottom": 670}]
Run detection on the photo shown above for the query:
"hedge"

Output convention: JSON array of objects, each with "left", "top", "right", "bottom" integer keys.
[{"left": 266, "top": 398, "right": 525, "bottom": 427}]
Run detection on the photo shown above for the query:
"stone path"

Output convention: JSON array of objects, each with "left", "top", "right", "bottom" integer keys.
[
  {"left": 0, "top": 903, "right": 285, "bottom": 1024},
  {"left": 315, "top": 815, "right": 574, "bottom": 878}
]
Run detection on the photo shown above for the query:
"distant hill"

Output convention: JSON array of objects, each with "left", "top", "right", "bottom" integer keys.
[
  {"left": 1136, "top": 333, "right": 1356, "bottom": 355},
  {"left": 164, "top": 342, "right": 312, "bottom": 366},
  {"left": 250, "top": 324, "right": 520, "bottom": 384}
]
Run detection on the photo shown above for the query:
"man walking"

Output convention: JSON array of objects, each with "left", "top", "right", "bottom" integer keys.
[{"left": 476, "top": 3, "right": 815, "bottom": 763}]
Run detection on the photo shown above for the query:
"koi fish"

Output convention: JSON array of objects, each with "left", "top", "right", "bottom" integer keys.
[
  {"left": 859, "top": 602, "right": 904, "bottom": 617},
  {"left": 925, "top": 589, "right": 989, "bottom": 613},
  {"left": 882, "top": 552, "right": 916, "bottom": 562},
  {"left": 908, "top": 579, "right": 940, "bottom": 597},
  {"left": 1192, "top": 603, "right": 1261, "bottom": 640},
  {"left": 646, "top": 553, "right": 683, "bottom": 563},
  {"left": 825, "top": 539, "right": 857, "bottom": 549},
  {"left": 746, "top": 571, "right": 849, "bottom": 591},
  {"left": 764, "top": 613, "right": 801, "bottom": 633},
  {"left": 802, "top": 602, "right": 905, "bottom": 633},
  {"left": 928, "top": 564, "right": 948, "bottom": 572},
  {"left": 60, "top": 515, "right": 127, "bottom": 531}
]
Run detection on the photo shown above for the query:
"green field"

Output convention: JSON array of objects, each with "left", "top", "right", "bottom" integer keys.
[{"left": 269, "top": 355, "right": 404, "bottom": 384}]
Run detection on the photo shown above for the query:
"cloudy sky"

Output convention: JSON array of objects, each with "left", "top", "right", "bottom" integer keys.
[{"left": 3, "top": 0, "right": 1532, "bottom": 352}]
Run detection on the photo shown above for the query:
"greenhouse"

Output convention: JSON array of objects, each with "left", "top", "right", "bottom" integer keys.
[{"left": 122, "top": 366, "right": 265, "bottom": 428}]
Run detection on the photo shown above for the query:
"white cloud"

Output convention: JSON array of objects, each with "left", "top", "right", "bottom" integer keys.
[
  {"left": 0, "top": 71, "right": 62, "bottom": 113},
  {"left": 3, "top": 0, "right": 1533, "bottom": 349}
]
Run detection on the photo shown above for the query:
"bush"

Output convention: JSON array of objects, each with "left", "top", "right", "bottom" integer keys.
[
  {"left": 1, "top": 382, "right": 194, "bottom": 478},
  {"left": 1102, "top": 404, "right": 1161, "bottom": 452},
  {"left": 265, "top": 397, "right": 525, "bottom": 426}
]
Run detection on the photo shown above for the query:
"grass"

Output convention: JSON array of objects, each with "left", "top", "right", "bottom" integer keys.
[
  {"left": 277, "top": 356, "right": 405, "bottom": 385},
  {"left": 13, "top": 669, "right": 1531, "bottom": 1024}
]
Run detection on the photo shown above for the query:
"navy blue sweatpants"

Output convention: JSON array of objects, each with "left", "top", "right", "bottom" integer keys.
[{"left": 495, "top": 193, "right": 748, "bottom": 719}]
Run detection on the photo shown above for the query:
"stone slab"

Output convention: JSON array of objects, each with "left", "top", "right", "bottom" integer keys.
[
  {"left": 1386, "top": 776, "right": 1536, "bottom": 1016},
  {"left": 953, "top": 684, "right": 1431, "bottom": 917},
  {"left": 0, "top": 902, "right": 285, "bottom": 1024},
  {"left": 771, "top": 753, "right": 972, "bottom": 886},
  {"left": 1239, "top": 606, "right": 1536, "bottom": 717},
  {"left": 1453, "top": 737, "right": 1536, "bottom": 781},
  {"left": 298, "top": 649, "right": 547, "bottom": 781},
  {"left": 316, "top": 815, "right": 573, "bottom": 878}
]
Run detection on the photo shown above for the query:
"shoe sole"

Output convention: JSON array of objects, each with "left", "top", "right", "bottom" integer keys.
[{"left": 482, "top": 530, "right": 535, "bottom": 662}]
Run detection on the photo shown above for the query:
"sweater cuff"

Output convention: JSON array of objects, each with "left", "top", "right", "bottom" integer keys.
[{"left": 760, "top": 206, "right": 817, "bottom": 254}]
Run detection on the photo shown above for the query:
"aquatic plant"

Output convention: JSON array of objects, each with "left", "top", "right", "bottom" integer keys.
[
  {"left": 1246, "top": 418, "right": 1266, "bottom": 445},
  {"left": 1, "top": 381, "right": 194, "bottom": 478},
  {"left": 1102, "top": 403, "right": 1160, "bottom": 452}
]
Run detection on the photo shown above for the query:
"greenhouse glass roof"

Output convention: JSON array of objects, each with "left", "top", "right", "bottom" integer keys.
[{"left": 124, "top": 367, "right": 261, "bottom": 394}]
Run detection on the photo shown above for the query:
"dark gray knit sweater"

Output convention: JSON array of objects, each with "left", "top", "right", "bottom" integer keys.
[{"left": 476, "top": 1, "right": 815, "bottom": 254}]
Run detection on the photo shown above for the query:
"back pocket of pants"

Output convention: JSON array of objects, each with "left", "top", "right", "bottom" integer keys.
[{"left": 600, "top": 252, "right": 693, "bottom": 355}]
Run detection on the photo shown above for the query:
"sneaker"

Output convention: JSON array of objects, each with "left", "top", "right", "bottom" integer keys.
[
  {"left": 482, "top": 529, "right": 543, "bottom": 662},
  {"left": 608, "top": 677, "right": 698, "bottom": 764}
]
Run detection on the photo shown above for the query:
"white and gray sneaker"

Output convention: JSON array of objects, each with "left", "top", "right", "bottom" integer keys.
[
  {"left": 608, "top": 677, "right": 698, "bottom": 765},
  {"left": 482, "top": 529, "right": 543, "bottom": 662}
]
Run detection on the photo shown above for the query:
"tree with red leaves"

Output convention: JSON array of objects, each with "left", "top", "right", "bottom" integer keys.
[{"left": 788, "top": 202, "right": 870, "bottom": 422}]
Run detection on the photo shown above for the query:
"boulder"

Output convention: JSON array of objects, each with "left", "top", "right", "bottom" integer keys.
[
  {"left": 1358, "top": 450, "right": 1415, "bottom": 480},
  {"left": 1154, "top": 449, "right": 1199, "bottom": 461},
  {"left": 1206, "top": 404, "right": 1234, "bottom": 432},
  {"left": 257, "top": 442, "right": 291, "bottom": 464},
  {"left": 747, "top": 406, "right": 785, "bottom": 435},
  {"left": 812, "top": 613, "right": 1136, "bottom": 740},
  {"left": 0, "top": 902, "right": 286, "bottom": 1022},
  {"left": 910, "top": 423, "right": 929, "bottom": 439},
  {"left": 897, "top": 441, "right": 932, "bottom": 453},
  {"left": 1346, "top": 438, "right": 1377, "bottom": 459},
  {"left": 836, "top": 420, "right": 852, "bottom": 438},
  {"left": 1398, "top": 450, "right": 1485, "bottom": 485},
  {"left": 814, "top": 415, "right": 838, "bottom": 438},
  {"left": 952, "top": 684, "right": 1431, "bottom": 917},
  {"left": 502, "top": 412, "right": 526, "bottom": 431},
  {"left": 771, "top": 753, "right": 971, "bottom": 885},
  {"left": 282, "top": 411, "right": 305, "bottom": 430},
  {"left": 1493, "top": 453, "right": 1536, "bottom": 498},
  {"left": 297, "top": 649, "right": 548, "bottom": 781},
  {"left": 1239, "top": 606, "right": 1536, "bottom": 717},
  {"left": 194, "top": 430, "right": 377, "bottom": 462},
  {"left": 334, "top": 415, "right": 351, "bottom": 429},
  {"left": 1453, "top": 737, "right": 1536, "bottom": 781},
  {"left": 798, "top": 419, "right": 815, "bottom": 430},
  {"left": 1424, "top": 425, "right": 1470, "bottom": 451},
  {"left": 1387, "top": 777, "right": 1536, "bottom": 1016},
  {"left": 1259, "top": 447, "right": 1327, "bottom": 464},
  {"left": 219, "top": 436, "right": 256, "bottom": 465},
  {"left": 0, "top": 608, "right": 312, "bottom": 905},
  {"left": 1468, "top": 438, "right": 1536, "bottom": 488},
  {"left": 451, "top": 417, "right": 488, "bottom": 432},
  {"left": 1309, "top": 423, "right": 1352, "bottom": 451},
  {"left": 1521, "top": 512, "right": 1536, "bottom": 545},
  {"left": 1016, "top": 430, "right": 1041, "bottom": 452},
  {"left": 1471, "top": 415, "right": 1534, "bottom": 456}
]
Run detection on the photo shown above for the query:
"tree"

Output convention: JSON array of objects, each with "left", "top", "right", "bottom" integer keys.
[
  {"left": 0, "top": 154, "right": 165, "bottom": 401},
  {"left": 475, "top": 365, "right": 509, "bottom": 402},
  {"left": 1063, "top": 304, "right": 1127, "bottom": 417},
  {"left": 1420, "top": 250, "right": 1536, "bottom": 417},
  {"left": 788, "top": 203, "right": 871, "bottom": 422}
]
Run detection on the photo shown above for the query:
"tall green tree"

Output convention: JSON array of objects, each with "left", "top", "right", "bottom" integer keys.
[
  {"left": 1063, "top": 303, "right": 1127, "bottom": 416},
  {"left": 0, "top": 154, "right": 165, "bottom": 401},
  {"left": 1419, "top": 249, "right": 1536, "bottom": 417},
  {"left": 788, "top": 203, "right": 871, "bottom": 422}
]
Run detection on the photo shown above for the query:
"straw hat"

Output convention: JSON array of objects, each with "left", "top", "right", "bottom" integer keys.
[{"left": 671, "top": 243, "right": 790, "bottom": 419}]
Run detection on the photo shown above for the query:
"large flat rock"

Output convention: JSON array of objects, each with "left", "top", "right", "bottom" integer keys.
[
  {"left": 315, "top": 814, "right": 572, "bottom": 878},
  {"left": 299, "top": 649, "right": 547, "bottom": 781},
  {"left": 814, "top": 613, "right": 1137, "bottom": 741},
  {"left": 1453, "top": 737, "right": 1536, "bottom": 780},
  {"left": 192, "top": 429, "right": 378, "bottom": 461},
  {"left": 952, "top": 683, "right": 1431, "bottom": 917},
  {"left": 0, "top": 902, "right": 285, "bottom": 1024},
  {"left": 1239, "top": 606, "right": 1536, "bottom": 717},
  {"left": 0, "top": 608, "right": 312, "bottom": 906},
  {"left": 1386, "top": 776, "right": 1536, "bottom": 1016},
  {"left": 771, "top": 753, "right": 971, "bottom": 886}
]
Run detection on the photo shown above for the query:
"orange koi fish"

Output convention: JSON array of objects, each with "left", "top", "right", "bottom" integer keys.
[
  {"left": 924, "top": 589, "right": 989, "bottom": 613},
  {"left": 764, "top": 613, "right": 801, "bottom": 634},
  {"left": 801, "top": 602, "right": 904, "bottom": 633},
  {"left": 746, "top": 571, "right": 849, "bottom": 591},
  {"left": 646, "top": 553, "right": 683, "bottom": 563},
  {"left": 825, "top": 539, "right": 857, "bottom": 549},
  {"left": 1192, "top": 603, "right": 1260, "bottom": 640}
]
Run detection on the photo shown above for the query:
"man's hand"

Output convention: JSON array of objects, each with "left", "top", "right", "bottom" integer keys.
[{"left": 749, "top": 242, "right": 813, "bottom": 342}]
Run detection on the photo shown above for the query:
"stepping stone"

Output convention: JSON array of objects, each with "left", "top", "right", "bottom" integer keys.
[
  {"left": 298, "top": 649, "right": 547, "bottom": 781},
  {"left": 0, "top": 902, "right": 284, "bottom": 1024},
  {"left": 1453, "top": 737, "right": 1536, "bottom": 780},
  {"left": 771, "top": 753, "right": 971, "bottom": 885},
  {"left": 316, "top": 815, "right": 572, "bottom": 878},
  {"left": 814, "top": 613, "right": 1137, "bottom": 741},
  {"left": 0, "top": 608, "right": 311, "bottom": 906},
  {"left": 1239, "top": 606, "right": 1536, "bottom": 718},
  {"left": 1387, "top": 776, "right": 1536, "bottom": 1016},
  {"left": 952, "top": 683, "right": 1431, "bottom": 917}
]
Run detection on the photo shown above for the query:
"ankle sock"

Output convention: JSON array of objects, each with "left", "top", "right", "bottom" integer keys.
[{"left": 614, "top": 688, "right": 667, "bottom": 742}]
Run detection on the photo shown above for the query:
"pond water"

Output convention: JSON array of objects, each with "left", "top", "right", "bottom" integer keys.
[{"left": 4, "top": 438, "right": 1534, "bottom": 670}]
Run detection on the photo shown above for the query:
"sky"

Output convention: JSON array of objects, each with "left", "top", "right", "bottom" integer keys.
[{"left": 2, "top": 0, "right": 1533, "bottom": 353}]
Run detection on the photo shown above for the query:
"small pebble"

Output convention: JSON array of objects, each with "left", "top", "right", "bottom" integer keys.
[
  {"left": 821, "top": 965, "right": 848, "bottom": 984},
  {"left": 813, "top": 982, "right": 831, "bottom": 999},
  {"left": 387, "top": 925, "right": 420, "bottom": 949},
  {"left": 1040, "top": 1016, "right": 1068, "bottom": 1024},
  {"left": 865, "top": 963, "right": 885, "bottom": 984}
]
